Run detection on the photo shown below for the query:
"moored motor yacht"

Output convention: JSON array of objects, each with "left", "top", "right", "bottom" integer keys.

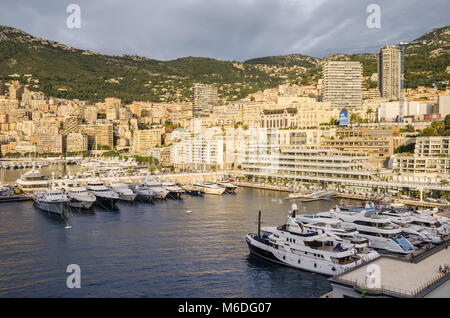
[
  {"left": 33, "top": 189, "right": 69, "bottom": 214},
  {"left": 245, "top": 205, "right": 365, "bottom": 276},
  {"left": 193, "top": 181, "right": 225, "bottom": 195},
  {"left": 162, "top": 181, "right": 185, "bottom": 199},
  {"left": 143, "top": 179, "right": 169, "bottom": 199},
  {"left": 129, "top": 183, "right": 155, "bottom": 202},
  {"left": 109, "top": 181, "right": 137, "bottom": 202},
  {"left": 58, "top": 179, "right": 96, "bottom": 210},
  {"left": 218, "top": 180, "right": 238, "bottom": 193},
  {"left": 296, "top": 215, "right": 379, "bottom": 262},
  {"left": 317, "top": 207, "right": 416, "bottom": 254},
  {"left": 86, "top": 180, "right": 120, "bottom": 209},
  {"left": 16, "top": 167, "right": 49, "bottom": 192}
]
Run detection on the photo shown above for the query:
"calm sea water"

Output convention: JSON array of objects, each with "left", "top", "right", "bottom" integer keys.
[{"left": 0, "top": 168, "right": 357, "bottom": 298}]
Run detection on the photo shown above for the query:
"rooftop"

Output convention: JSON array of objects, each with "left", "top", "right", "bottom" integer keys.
[{"left": 332, "top": 245, "right": 450, "bottom": 297}]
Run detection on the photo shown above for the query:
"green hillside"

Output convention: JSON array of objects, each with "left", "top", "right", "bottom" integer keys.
[{"left": 0, "top": 24, "right": 448, "bottom": 103}]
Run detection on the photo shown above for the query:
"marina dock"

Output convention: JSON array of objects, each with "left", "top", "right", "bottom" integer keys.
[
  {"left": 0, "top": 195, "right": 33, "bottom": 202},
  {"left": 327, "top": 240, "right": 450, "bottom": 298}
]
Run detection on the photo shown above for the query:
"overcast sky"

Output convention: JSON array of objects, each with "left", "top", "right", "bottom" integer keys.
[{"left": 0, "top": 0, "right": 448, "bottom": 61}]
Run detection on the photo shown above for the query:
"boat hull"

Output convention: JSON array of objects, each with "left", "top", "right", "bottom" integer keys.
[
  {"left": 68, "top": 198, "right": 95, "bottom": 209},
  {"left": 34, "top": 200, "right": 67, "bottom": 215},
  {"left": 94, "top": 195, "right": 120, "bottom": 209},
  {"left": 246, "top": 234, "right": 360, "bottom": 276},
  {"left": 118, "top": 193, "right": 137, "bottom": 202}
]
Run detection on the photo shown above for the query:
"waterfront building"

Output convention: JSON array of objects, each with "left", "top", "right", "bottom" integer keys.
[
  {"left": 170, "top": 126, "right": 224, "bottom": 171},
  {"left": 378, "top": 45, "right": 402, "bottom": 100},
  {"left": 321, "top": 126, "right": 399, "bottom": 166},
  {"left": 243, "top": 144, "right": 376, "bottom": 186},
  {"left": 322, "top": 61, "right": 362, "bottom": 109},
  {"left": 390, "top": 137, "right": 450, "bottom": 177},
  {"left": 66, "top": 132, "right": 88, "bottom": 153},
  {"left": 14, "top": 141, "right": 36, "bottom": 154},
  {"left": 36, "top": 126, "right": 64, "bottom": 154},
  {"left": 132, "top": 127, "right": 164, "bottom": 155},
  {"left": 192, "top": 84, "right": 218, "bottom": 117},
  {"left": 80, "top": 123, "right": 113, "bottom": 150}
]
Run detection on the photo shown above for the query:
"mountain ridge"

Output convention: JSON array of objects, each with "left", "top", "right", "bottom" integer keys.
[{"left": 0, "top": 24, "right": 448, "bottom": 103}]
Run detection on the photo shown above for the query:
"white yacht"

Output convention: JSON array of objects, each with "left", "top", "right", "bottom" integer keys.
[
  {"left": 379, "top": 209, "right": 445, "bottom": 244},
  {"left": 143, "top": 179, "right": 169, "bottom": 199},
  {"left": 317, "top": 207, "right": 416, "bottom": 254},
  {"left": 33, "top": 189, "right": 69, "bottom": 214},
  {"left": 16, "top": 168, "right": 49, "bottom": 192},
  {"left": 218, "top": 180, "right": 238, "bottom": 193},
  {"left": 109, "top": 182, "right": 137, "bottom": 202},
  {"left": 58, "top": 180, "right": 96, "bottom": 210},
  {"left": 86, "top": 180, "right": 120, "bottom": 209},
  {"left": 246, "top": 206, "right": 364, "bottom": 276},
  {"left": 296, "top": 215, "right": 379, "bottom": 262},
  {"left": 162, "top": 181, "right": 185, "bottom": 199},
  {"left": 129, "top": 183, "right": 155, "bottom": 202},
  {"left": 193, "top": 181, "right": 225, "bottom": 195}
]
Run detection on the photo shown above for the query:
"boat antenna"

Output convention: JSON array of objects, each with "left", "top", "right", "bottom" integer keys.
[
  {"left": 257, "top": 210, "right": 262, "bottom": 238},
  {"left": 292, "top": 204, "right": 298, "bottom": 218}
]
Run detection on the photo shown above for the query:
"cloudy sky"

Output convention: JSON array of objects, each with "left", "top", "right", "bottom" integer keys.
[{"left": 0, "top": 0, "right": 449, "bottom": 61}]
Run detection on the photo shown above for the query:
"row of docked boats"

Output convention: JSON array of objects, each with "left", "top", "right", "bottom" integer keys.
[
  {"left": 12, "top": 167, "right": 238, "bottom": 214},
  {"left": 246, "top": 202, "right": 450, "bottom": 276}
]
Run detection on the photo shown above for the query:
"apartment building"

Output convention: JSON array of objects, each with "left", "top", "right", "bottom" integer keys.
[
  {"left": 378, "top": 45, "right": 401, "bottom": 100},
  {"left": 132, "top": 127, "right": 164, "bottom": 155},
  {"left": 80, "top": 123, "right": 114, "bottom": 149},
  {"left": 66, "top": 132, "right": 88, "bottom": 153},
  {"left": 192, "top": 84, "right": 218, "bottom": 117},
  {"left": 322, "top": 61, "right": 362, "bottom": 109},
  {"left": 36, "top": 126, "right": 64, "bottom": 154},
  {"left": 390, "top": 136, "right": 450, "bottom": 177}
]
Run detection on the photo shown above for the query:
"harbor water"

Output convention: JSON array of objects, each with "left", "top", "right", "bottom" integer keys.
[{"left": 0, "top": 168, "right": 357, "bottom": 298}]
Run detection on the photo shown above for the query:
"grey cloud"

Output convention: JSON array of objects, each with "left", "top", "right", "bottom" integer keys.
[{"left": 0, "top": 0, "right": 448, "bottom": 61}]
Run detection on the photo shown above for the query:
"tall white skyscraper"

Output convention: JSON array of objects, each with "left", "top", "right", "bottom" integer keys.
[
  {"left": 322, "top": 61, "right": 362, "bottom": 109},
  {"left": 378, "top": 45, "right": 402, "bottom": 99}
]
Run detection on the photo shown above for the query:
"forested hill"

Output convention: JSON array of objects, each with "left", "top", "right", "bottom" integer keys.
[{"left": 0, "top": 24, "right": 448, "bottom": 103}]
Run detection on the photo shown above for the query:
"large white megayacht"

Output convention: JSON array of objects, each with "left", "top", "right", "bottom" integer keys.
[
  {"left": 193, "top": 181, "right": 226, "bottom": 195},
  {"left": 296, "top": 214, "right": 379, "bottom": 262},
  {"left": 109, "top": 180, "right": 137, "bottom": 202},
  {"left": 246, "top": 205, "right": 367, "bottom": 276},
  {"left": 317, "top": 206, "right": 416, "bottom": 254},
  {"left": 379, "top": 208, "right": 447, "bottom": 244},
  {"left": 129, "top": 183, "right": 155, "bottom": 202},
  {"left": 16, "top": 166, "right": 49, "bottom": 192},
  {"left": 142, "top": 179, "right": 169, "bottom": 199},
  {"left": 57, "top": 179, "right": 96, "bottom": 209},
  {"left": 162, "top": 181, "right": 185, "bottom": 199},
  {"left": 33, "top": 189, "right": 69, "bottom": 214},
  {"left": 86, "top": 180, "right": 120, "bottom": 209}
]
